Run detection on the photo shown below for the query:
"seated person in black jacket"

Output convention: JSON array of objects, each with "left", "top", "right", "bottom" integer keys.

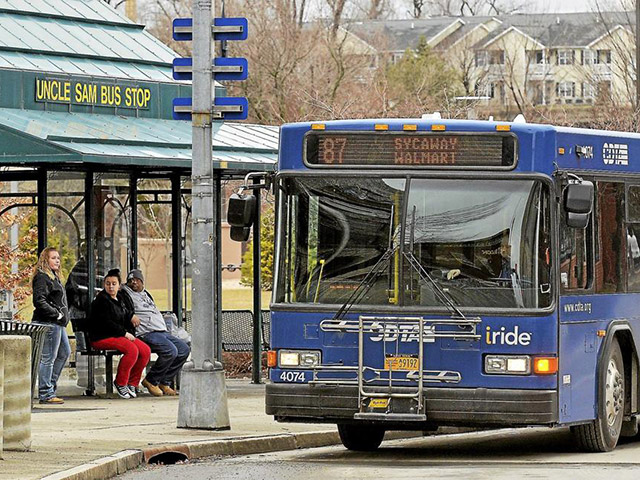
[{"left": 88, "top": 269, "right": 150, "bottom": 399}]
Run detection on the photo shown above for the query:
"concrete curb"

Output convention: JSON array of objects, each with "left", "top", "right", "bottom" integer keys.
[
  {"left": 40, "top": 427, "right": 456, "bottom": 480},
  {"left": 39, "top": 427, "right": 474, "bottom": 480},
  {"left": 40, "top": 430, "right": 342, "bottom": 480}
]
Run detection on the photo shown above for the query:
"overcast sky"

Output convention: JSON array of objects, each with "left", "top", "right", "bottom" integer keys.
[{"left": 520, "top": 0, "right": 601, "bottom": 13}]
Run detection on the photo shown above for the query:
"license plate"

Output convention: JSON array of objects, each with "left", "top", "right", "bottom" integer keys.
[
  {"left": 384, "top": 355, "right": 419, "bottom": 371},
  {"left": 369, "top": 398, "right": 389, "bottom": 408}
]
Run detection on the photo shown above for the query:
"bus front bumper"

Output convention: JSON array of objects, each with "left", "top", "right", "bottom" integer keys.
[{"left": 266, "top": 383, "right": 558, "bottom": 427}]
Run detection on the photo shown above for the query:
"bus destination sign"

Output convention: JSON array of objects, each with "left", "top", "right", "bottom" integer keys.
[{"left": 305, "top": 132, "right": 516, "bottom": 168}]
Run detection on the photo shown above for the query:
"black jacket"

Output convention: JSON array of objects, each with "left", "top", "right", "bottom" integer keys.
[
  {"left": 88, "top": 290, "right": 135, "bottom": 342},
  {"left": 32, "top": 270, "right": 69, "bottom": 326}
]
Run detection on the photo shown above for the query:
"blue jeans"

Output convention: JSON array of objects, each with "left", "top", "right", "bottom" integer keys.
[
  {"left": 38, "top": 324, "right": 71, "bottom": 401},
  {"left": 141, "top": 332, "right": 190, "bottom": 386}
]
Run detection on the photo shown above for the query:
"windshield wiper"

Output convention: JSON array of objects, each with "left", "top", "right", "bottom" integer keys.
[
  {"left": 332, "top": 210, "right": 468, "bottom": 322},
  {"left": 402, "top": 251, "right": 466, "bottom": 320},
  {"left": 333, "top": 244, "right": 398, "bottom": 322}
]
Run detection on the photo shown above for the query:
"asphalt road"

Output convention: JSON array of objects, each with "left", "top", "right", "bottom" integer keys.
[{"left": 120, "top": 427, "right": 640, "bottom": 480}]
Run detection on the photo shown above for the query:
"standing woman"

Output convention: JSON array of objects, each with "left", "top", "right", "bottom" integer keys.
[
  {"left": 33, "top": 246, "right": 71, "bottom": 405},
  {"left": 88, "top": 269, "right": 150, "bottom": 399}
]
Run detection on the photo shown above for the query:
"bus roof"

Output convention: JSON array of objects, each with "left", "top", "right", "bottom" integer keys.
[{"left": 279, "top": 119, "right": 640, "bottom": 176}]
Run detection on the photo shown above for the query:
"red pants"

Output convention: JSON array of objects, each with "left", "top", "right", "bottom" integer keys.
[{"left": 91, "top": 337, "right": 151, "bottom": 387}]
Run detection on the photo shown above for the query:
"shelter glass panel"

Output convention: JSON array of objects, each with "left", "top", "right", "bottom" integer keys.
[
  {"left": 137, "top": 178, "right": 174, "bottom": 311},
  {"left": 91, "top": 173, "right": 132, "bottom": 283},
  {"left": 181, "top": 177, "right": 192, "bottom": 316},
  {"left": 0, "top": 178, "right": 38, "bottom": 320},
  {"left": 48, "top": 172, "right": 88, "bottom": 325}
]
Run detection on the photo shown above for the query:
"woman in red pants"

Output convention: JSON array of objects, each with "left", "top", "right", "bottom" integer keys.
[{"left": 88, "top": 269, "right": 150, "bottom": 399}]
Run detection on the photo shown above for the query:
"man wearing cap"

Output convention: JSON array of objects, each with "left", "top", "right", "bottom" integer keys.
[{"left": 119, "top": 269, "right": 190, "bottom": 397}]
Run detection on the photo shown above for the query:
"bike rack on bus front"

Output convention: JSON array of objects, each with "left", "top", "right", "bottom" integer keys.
[{"left": 314, "top": 315, "right": 481, "bottom": 422}]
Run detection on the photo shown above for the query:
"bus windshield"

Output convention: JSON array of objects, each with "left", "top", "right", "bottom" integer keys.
[{"left": 275, "top": 176, "right": 552, "bottom": 310}]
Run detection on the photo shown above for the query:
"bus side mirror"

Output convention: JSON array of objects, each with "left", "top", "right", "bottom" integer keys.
[
  {"left": 228, "top": 193, "right": 256, "bottom": 242},
  {"left": 228, "top": 193, "right": 256, "bottom": 228},
  {"left": 566, "top": 212, "right": 590, "bottom": 229},
  {"left": 230, "top": 226, "right": 252, "bottom": 242},
  {"left": 564, "top": 181, "right": 593, "bottom": 229}
]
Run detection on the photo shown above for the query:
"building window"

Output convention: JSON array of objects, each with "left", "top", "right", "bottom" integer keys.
[
  {"left": 475, "top": 50, "right": 488, "bottom": 67},
  {"left": 475, "top": 82, "right": 495, "bottom": 98},
  {"left": 535, "top": 50, "right": 547, "bottom": 64},
  {"left": 556, "top": 81, "right": 575, "bottom": 97},
  {"left": 598, "top": 49, "right": 612, "bottom": 64},
  {"left": 582, "top": 49, "right": 598, "bottom": 65},
  {"left": 557, "top": 50, "right": 574, "bottom": 65},
  {"left": 582, "top": 82, "right": 596, "bottom": 99}
]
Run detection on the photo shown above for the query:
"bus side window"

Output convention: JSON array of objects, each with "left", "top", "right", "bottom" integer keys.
[
  {"left": 595, "top": 182, "right": 626, "bottom": 293},
  {"left": 559, "top": 216, "right": 590, "bottom": 292},
  {"left": 626, "top": 185, "right": 640, "bottom": 291}
]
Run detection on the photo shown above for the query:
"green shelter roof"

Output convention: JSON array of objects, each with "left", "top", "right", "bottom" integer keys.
[
  {"left": 0, "top": 108, "right": 278, "bottom": 172},
  {"left": 0, "top": 1, "right": 273, "bottom": 174},
  {"left": 0, "top": 0, "right": 131, "bottom": 24},
  {"left": 0, "top": 0, "right": 177, "bottom": 83}
]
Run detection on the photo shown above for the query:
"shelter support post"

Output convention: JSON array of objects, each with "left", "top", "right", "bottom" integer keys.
[
  {"left": 37, "top": 169, "right": 47, "bottom": 254},
  {"left": 172, "top": 174, "right": 183, "bottom": 324},
  {"left": 215, "top": 172, "right": 223, "bottom": 362},
  {"left": 130, "top": 174, "right": 138, "bottom": 271},
  {"left": 252, "top": 179, "right": 262, "bottom": 384},
  {"left": 85, "top": 172, "right": 96, "bottom": 395}
]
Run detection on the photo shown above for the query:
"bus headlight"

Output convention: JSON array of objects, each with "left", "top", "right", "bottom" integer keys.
[
  {"left": 484, "top": 355, "right": 531, "bottom": 375},
  {"left": 278, "top": 350, "right": 321, "bottom": 368}
]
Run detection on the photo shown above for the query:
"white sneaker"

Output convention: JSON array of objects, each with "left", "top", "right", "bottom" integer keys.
[
  {"left": 127, "top": 386, "right": 137, "bottom": 398},
  {"left": 113, "top": 381, "right": 131, "bottom": 399}
]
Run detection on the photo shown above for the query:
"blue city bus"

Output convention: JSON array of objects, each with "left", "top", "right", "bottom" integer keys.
[{"left": 259, "top": 118, "right": 640, "bottom": 452}]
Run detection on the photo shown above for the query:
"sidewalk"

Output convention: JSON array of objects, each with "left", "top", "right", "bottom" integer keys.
[{"left": 1, "top": 379, "right": 339, "bottom": 480}]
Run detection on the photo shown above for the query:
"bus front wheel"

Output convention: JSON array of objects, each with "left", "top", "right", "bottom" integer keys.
[
  {"left": 337, "top": 423, "right": 385, "bottom": 451},
  {"left": 571, "top": 338, "right": 624, "bottom": 452}
]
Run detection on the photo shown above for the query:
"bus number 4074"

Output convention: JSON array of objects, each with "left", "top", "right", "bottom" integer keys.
[{"left": 280, "top": 371, "right": 305, "bottom": 382}]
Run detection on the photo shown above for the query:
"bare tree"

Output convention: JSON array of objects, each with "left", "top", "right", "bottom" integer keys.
[
  {"left": 361, "top": 0, "right": 391, "bottom": 19},
  {"left": 326, "top": 0, "right": 348, "bottom": 37},
  {"left": 102, "top": 0, "right": 127, "bottom": 8},
  {"left": 293, "top": 0, "right": 309, "bottom": 27},
  {"left": 410, "top": 0, "right": 426, "bottom": 17},
  {"left": 408, "top": 0, "right": 525, "bottom": 16}
]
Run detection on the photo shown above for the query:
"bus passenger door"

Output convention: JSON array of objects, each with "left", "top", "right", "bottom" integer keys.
[{"left": 558, "top": 179, "right": 595, "bottom": 424}]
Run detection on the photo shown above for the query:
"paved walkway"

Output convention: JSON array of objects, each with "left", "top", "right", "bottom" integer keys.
[{"left": 1, "top": 380, "right": 338, "bottom": 480}]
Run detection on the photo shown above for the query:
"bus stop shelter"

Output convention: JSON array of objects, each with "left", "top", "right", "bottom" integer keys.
[{"left": 0, "top": 1, "right": 278, "bottom": 389}]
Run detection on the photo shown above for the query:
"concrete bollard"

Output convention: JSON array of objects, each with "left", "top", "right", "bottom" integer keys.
[
  {"left": 0, "top": 346, "right": 4, "bottom": 459},
  {"left": 0, "top": 336, "right": 31, "bottom": 451}
]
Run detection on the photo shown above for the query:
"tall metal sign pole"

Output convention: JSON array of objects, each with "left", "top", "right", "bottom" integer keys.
[
  {"left": 636, "top": 1, "right": 640, "bottom": 119},
  {"left": 178, "top": 0, "right": 230, "bottom": 430}
]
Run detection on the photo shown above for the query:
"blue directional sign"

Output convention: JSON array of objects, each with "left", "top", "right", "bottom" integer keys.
[
  {"left": 172, "top": 97, "right": 193, "bottom": 121},
  {"left": 172, "top": 17, "right": 248, "bottom": 42},
  {"left": 214, "top": 58, "right": 248, "bottom": 81},
  {"left": 173, "top": 97, "right": 248, "bottom": 121},
  {"left": 172, "top": 58, "right": 193, "bottom": 81},
  {"left": 172, "top": 16, "right": 249, "bottom": 122},
  {"left": 214, "top": 97, "right": 248, "bottom": 121},
  {"left": 213, "top": 17, "right": 248, "bottom": 41},
  {"left": 173, "top": 57, "right": 248, "bottom": 81},
  {"left": 172, "top": 18, "right": 193, "bottom": 41}
]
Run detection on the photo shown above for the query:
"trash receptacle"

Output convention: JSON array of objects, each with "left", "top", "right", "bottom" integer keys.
[{"left": 0, "top": 320, "right": 52, "bottom": 401}]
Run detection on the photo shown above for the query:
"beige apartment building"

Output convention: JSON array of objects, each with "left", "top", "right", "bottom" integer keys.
[{"left": 345, "top": 11, "right": 636, "bottom": 112}]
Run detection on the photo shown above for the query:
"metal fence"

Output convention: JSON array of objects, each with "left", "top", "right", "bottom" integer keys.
[
  {"left": 0, "top": 320, "right": 52, "bottom": 400},
  {"left": 183, "top": 310, "right": 270, "bottom": 352}
]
